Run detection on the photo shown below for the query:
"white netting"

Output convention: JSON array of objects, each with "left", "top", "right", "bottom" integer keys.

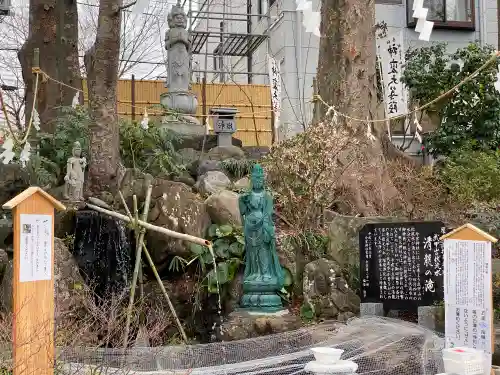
[{"left": 58, "top": 317, "right": 445, "bottom": 375}]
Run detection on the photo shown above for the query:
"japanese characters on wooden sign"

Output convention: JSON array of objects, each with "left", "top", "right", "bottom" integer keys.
[
  {"left": 376, "top": 29, "right": 408, "bottom": 118},
  {"left": 359, "top": 221, "right": 447, "bottom": 310},
  {"left": 444, "top": 240, "right": 491, "bottom": 350},
  {"left": 441, "top": 224, "right": 498, "bottom": 371},
  {"left": 267, "top": 55, "right": 281, "bottom": 129},
  {"left": 19, "top": 214, "right": 52, "bottom": 282}
]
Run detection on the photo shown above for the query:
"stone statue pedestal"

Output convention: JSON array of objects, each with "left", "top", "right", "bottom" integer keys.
[
  {"left": 241, "top": 278, "right": 283, "bottom": 312},
  {"left": 219, "top": 310, "right": 302, "bottom": 341},
  {"left": 160, "top": 91, "right": 204, "bottom": 136}
]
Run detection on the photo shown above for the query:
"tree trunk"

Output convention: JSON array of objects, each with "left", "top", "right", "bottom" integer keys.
[
  {"left": 18, "top": 0, "right": 81, "bottom": 133},
  {"left": 316, "top": 0, "right": 404, "bottom": 215},
  {"left": 84, "top": 0, "right": 122, "bottom": 195}
]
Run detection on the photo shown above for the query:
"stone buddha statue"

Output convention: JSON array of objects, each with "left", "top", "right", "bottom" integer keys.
[
  {"left": 63, "top": 141, "right": 86, "bottom": 201},
  {"left": 161, "top": 1, "right": 202, "bottom": 134},
  {"left": 238, "top": 164, "right": 285, "bottom": 312}
]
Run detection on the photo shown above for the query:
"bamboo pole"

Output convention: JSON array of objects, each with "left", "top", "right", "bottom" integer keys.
[
  {"left": 86, "top": 203, "right": 210, "bottom": 247},
  {"left": 123, "top": 189, "right": 152, "bottom": 349},
  {"left": 112, "top": 191, "right": 189, "bottom": 343},
  {"left": 141, "top": 241, "right": 189, "bottom": 343}
]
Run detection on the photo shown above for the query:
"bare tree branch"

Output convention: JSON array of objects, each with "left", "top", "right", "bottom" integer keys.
[{"left": 119, "top": 1, "right": 137, "bottom": 11}]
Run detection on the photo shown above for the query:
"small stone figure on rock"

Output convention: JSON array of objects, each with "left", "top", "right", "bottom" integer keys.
[
  {"left": 63, "top": 141, "right": 86, "bottom": 201},
  {"left": 238, "top": 163, "right": 284, "bottom": 312}
]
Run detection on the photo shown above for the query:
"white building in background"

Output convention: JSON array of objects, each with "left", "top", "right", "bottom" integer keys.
[{"left": 192, "top": 0, "right": 498, "bottom": 145}]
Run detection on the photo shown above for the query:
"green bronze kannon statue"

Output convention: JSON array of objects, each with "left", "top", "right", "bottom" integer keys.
[{"left": 238, "top": 163, "right": 285, "bottom": 312}]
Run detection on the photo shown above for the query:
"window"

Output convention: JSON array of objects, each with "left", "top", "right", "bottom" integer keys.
[{"left": 407, "top": 0, "right": 475, "bottom": 29}]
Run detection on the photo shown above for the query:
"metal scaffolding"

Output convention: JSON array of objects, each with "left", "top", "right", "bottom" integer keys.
[{"left": 181, "top": 0, "right": 270, "bottom": 84}]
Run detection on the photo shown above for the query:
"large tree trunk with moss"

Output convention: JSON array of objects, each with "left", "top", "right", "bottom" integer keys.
[
  {"left": 84, "top": 0, "right": 122, "bottom": 195},
  {"left": 18, "top": 0, "right": 82, "bottom": 133},
  {"left": 316, "top": 0, "right": 404, "bottom": 215}
]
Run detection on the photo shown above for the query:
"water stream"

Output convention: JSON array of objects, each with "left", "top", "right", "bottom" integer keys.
[{"left": 72, "top": 210, "right": 133, "bottom": 296}]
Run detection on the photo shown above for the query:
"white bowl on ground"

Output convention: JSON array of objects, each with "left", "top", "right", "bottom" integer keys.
[{"left": 310, "top": 347, "right": 344, "bottom": 363}]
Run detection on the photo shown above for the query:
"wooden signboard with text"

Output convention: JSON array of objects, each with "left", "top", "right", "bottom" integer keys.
[
  {"left": 441, "top": 223, "right": 498, "bottom": 375},
  {"left": 2, "top": 187, "right": 65, "bottom": 375}
]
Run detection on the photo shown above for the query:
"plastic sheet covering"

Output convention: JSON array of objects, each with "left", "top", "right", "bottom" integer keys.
[{"left": 58, "top": 317, "right": 445, "bottom": 375}]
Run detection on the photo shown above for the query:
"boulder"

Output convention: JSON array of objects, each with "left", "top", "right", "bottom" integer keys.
[
  {"left": 0, "top": 216, "right": 13, "bottom": 250},
  {"left": 207, "top": 146, "right": 246, "bottom": 161},
  {"left": 116, "top": 168, "right": 154, "bottom": 209},
  {"left": 172, "top": 172, "right": 196, "bottom": 187},
  {"left": 196, "top": 171, "right": 231, "bottom": 196},
  {"left": 302, "top": 258, "right": 360, "bottom": 320},
  {"left": 147, "top": 179, "right": 211, "bottom": 264},
  {"left": 234, "top": 177, "right": 250, "bottom": 191},
  {"left": 197, "top": 160, "right": 222, "bottom": 177},
  {"left": 175, "top": 134, "right": 242, "bottom": 151},
  {"left": 0, "top": 163, "right": 29, "bottom": 206},
  {"left": 327, "top": 214, "right": 403, "bottom": 267},
  {"left": 0, "top": 248, "right": 8, "bottom": 276},
  {"left": 242, "top": 146, "right": 270, "bottom": 160},
  {"left": 0, "top": 238, "right": 84, "bottom": 316},
  {"left": 220, "top": 310, "right": 303, "bottom": 341},
  {"left": 205, "top": 190, "right": 241, "bottom": 226}
]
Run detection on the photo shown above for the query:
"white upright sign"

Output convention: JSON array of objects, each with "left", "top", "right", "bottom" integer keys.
[
  {"left": 268, "top": 55, "right": 281, "bottom": 129},
  {"left": 19, "top": 214, "right": 52, "bottom": 282},
  {"left": 444, "top": 239, "right": 492, "bottom": 369},
  {"left": 376, "top": 29, "right": 408, "bottom": 118}
]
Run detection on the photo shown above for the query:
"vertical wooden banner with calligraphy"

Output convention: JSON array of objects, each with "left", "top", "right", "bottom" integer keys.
[
  {"left": 376, "top": 28, "right": 408, "bottom": 120},
  {"left": 2, "top": 187, "right": 65, "bottom": 375},
  {"left": 268, "top": 54, "right": 281, "bottom": 138},
  {"left": 441, "top": 223, "right": 498, "bottom": 375}
]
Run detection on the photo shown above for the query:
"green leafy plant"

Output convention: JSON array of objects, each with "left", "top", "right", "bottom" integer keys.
[
  {"left": 219, "top": 158, "right": 256, "bottom": 179},
  {"left": 35, "top": 106, "right": 91, "bottom": 184},
  {"left": 402, "top": 42, "right": 500, "bottom": 156},
  {"left": 170, "top": 224, "right": 245, "bottom": 293},
  {"left": 300, "top": 302, "right": 315, "bottom": 321},
  {"left": 119, "top": 118, "right": 185, "bottom": 177},
  {"left": 24, "top": 154, "right": 60, "bottom": 187},
  {"left": 438, "top": 145, "right": 500, "bottom": 204}
]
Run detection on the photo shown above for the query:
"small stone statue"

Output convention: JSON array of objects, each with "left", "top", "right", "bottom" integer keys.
[
  {"left": 238, "top": 164, "right": 285, "bottom": 312},
  {"left": 63, "top": 141, "right": 86, "bottom": 201},
  {"left": 160, "top": 1, "right": 201, "bottom": 130},
  {"left": 165, "top": 2, "right": 192, "bottom": 93}
]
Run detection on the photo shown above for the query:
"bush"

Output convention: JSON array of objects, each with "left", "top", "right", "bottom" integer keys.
[
  {"left": 170, "top": 224, "right": 245, "bottom": 294},
  {"left": 37, "top": 106, "right": 91, "bottom": 184},
  {"left": 263, "top": 122, "right": 361, "bottom": 229},
  {"left": 439, "top": 146, "right": 500, "bottom": 204},
  {"left": 402, "top": 42, "right": 500, "bottom": 156},
  {"left": 119, "top": 119, "right": 185, "bottom": 177}
]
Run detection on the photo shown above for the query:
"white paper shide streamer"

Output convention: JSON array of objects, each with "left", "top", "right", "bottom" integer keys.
[
  {"left": 140, "top": 108, "right": 149, "bottom": 130},
  {"left": 72, "top": 91, "right": 80, "bottom": 109},
  {"left": 494, "top": 64, "right": 500, "bottom": 93},
  {"left": 19, "top": 142, "right": 31, "bottom": 167},
  {"left": 296, "top": 0, "right": 320, "bottom": 36},
  {"left": 412, "top": 0, "right": 434, "bottom": 41},
  {"left": 0, "top": 137, "right": 15, "bottom": 165},
  {"left": 413, "top": 111, "right": 423, "bottom": 143},
  {"left": 268, "top": 55, "right": 282, "bottom": 130},
  {"left": 32, "top": 108, "right": 40, "bottom": 131}
]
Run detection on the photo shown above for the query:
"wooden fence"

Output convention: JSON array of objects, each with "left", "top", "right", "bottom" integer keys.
[{"left": 83, "top": 79, "right": 273, "bottom": 146}]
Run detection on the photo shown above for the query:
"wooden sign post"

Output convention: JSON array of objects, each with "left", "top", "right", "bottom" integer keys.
[
  {"left": 441, "top": 223, "right": 498, "bottom": 375},
  {"left": 2, "top": 187, "right": 65, "bottom": 375}
]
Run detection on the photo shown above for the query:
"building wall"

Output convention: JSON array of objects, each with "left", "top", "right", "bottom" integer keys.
[{"left": 194, "top": 0, "right": 498, "bottom": 140}]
